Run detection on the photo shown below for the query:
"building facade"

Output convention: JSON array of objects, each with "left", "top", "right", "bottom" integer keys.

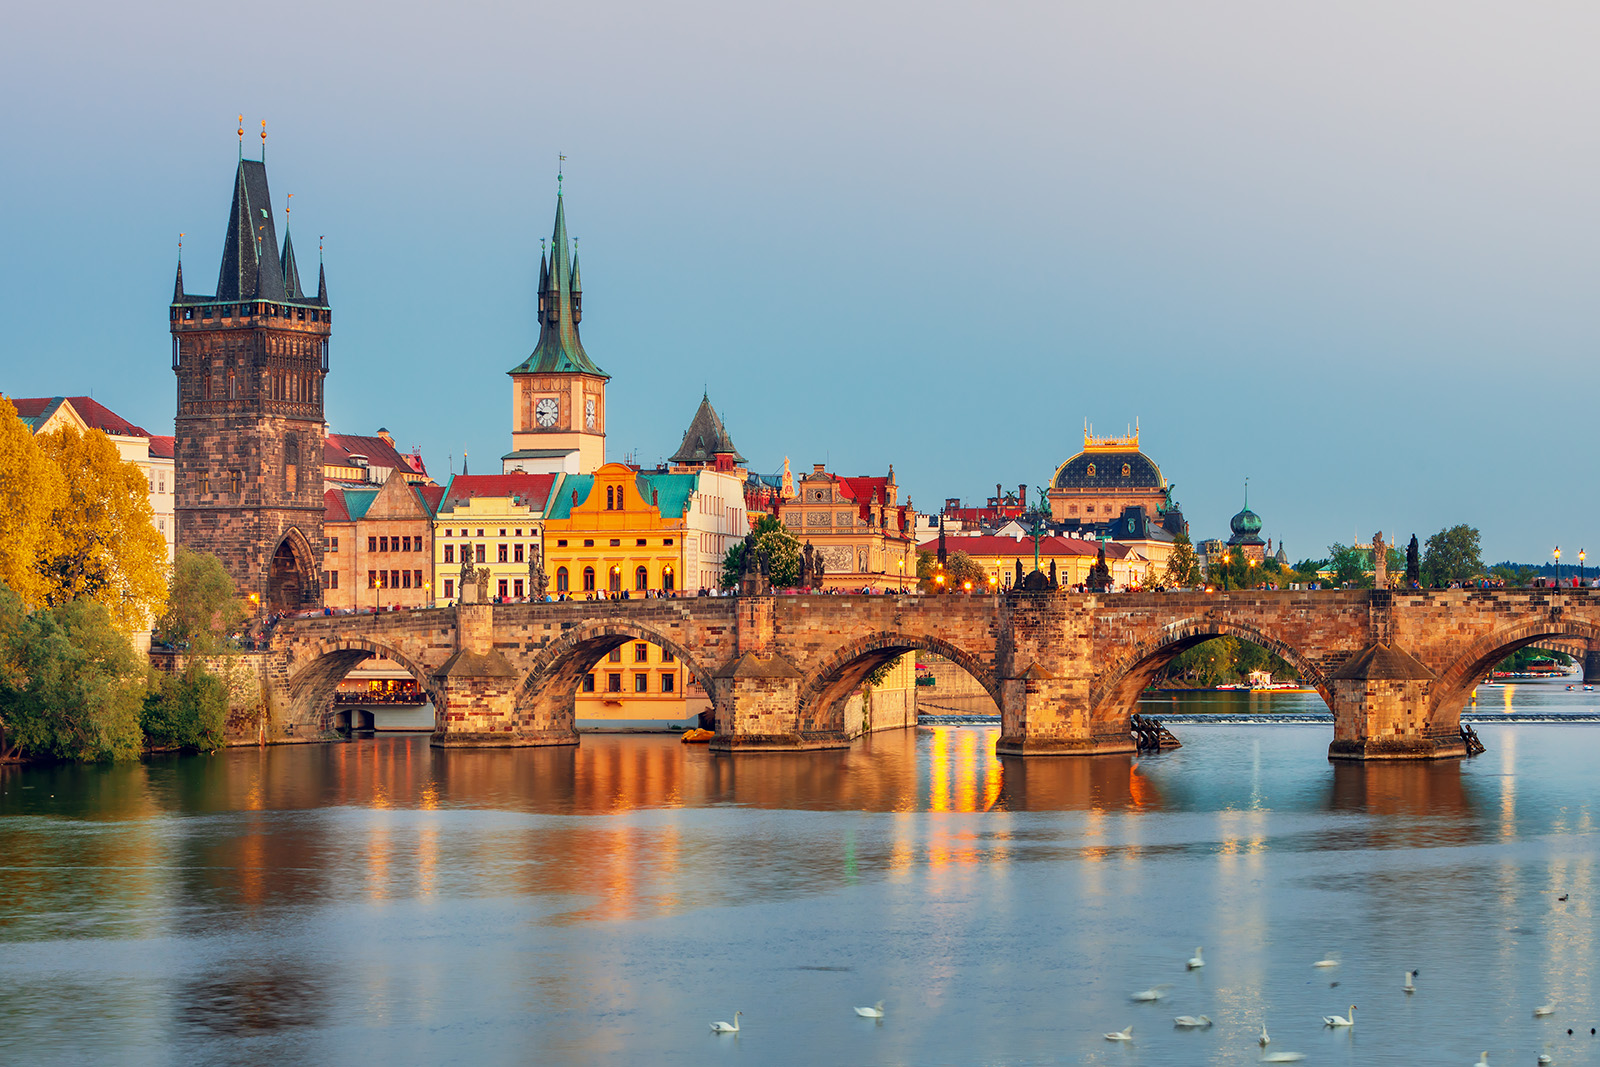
[
  {"left": 323, "top": 471, "right": 444, "bottom": 611},
  {"left": 1047, "top": 426, "right": 1174, "bottom": 528},
  {"left": 503, "top": 186, "right": 608, "bottom": 476},
  {"left": 432, "top": 473, "right": 558, "bottom": 604},
  {"left": 783, "top": 463, "right": 916, "bottom": 591},
  {"left": 170, "top": 156, "right": 332, "bottom": 614}
]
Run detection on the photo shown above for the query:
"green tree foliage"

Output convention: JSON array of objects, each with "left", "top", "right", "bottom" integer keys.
[
  {"left": 141, "top": 665, "right": 227, "bottom": 752},
  {"left": 156, "top": 549, "right": 245, "bottom": 653},
  {"left": 720, "top": 514, "right": 803, "bottom": 589},
  {"left": 1422, "top": 524, "right": 1483, "bottom": 586},
  {"left": 0, "top": 399, "right": 66, "bottom": 609},
  {"left": 0, "top": 586, "right": 145, "bottom": 761},
  {"left": 1159, "top": 636, "right": 1299, "bottom": 687},
  {"left": 1165, "top": 530, "right": 1201, "bottom": 587},
  {"left": 34, "top": 424, "right": 168, "bottom": 632},
  {"left": 918, "top": 549, "right": 988, "bottom": 592},
  {"left": 1489, "top": 563, "right": 1537, "bottom": 586},
  {"left": 1326, "top": 543, "right": 1370, "bottom": 587}
]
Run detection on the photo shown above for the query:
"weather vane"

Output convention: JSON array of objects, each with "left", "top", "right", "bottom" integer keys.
[
  {"left": 285, "top": 192, "right": 292, "bottom": 221},
  {"left": 260, "top": 119, "right": 267, "bottom": 161},
  {"left": 178, "top": 232, "right": 184, "bottom": 262},
  {"left": 237, "top": 115, "right": 244, "bottom": 158},
  {"left": 558, "top": 153, "right": 566, "bottom": 193}
]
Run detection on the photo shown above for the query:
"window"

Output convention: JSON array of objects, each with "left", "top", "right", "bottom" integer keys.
[
  {"left": 582, "top": 567, "right": 595, "bottom": 592},
  {"left": 389, "top": 570, "right": 398, "bottom": 588},
  {"left": 402, "top": 571, "right": 412, "bottom": 589},
  {"left": 606, "top": 486, "right": 615, "bottom": 509},
  {"left": 159, "top": 476, "right": 165, "bottom": 493},
  {"left": 498, "top": 544, "right": 508, "bottom": 563},
  {"left": 661, "top": 673, "right": 675, "bottom": 693},
  {"left": 636, "top": 538, "right": 647, "bottom": 546},
  {"left": 661, "top": 648, "right": 675, "bottom": 663},
  {"left": 583, "top": 673, "right": 595, "bottom": 693},
  {"left": 461, "top": 543, "right": 470, "bottom": 563},
  {"left": 515, "top": 529, "right": 523, "bottom": 537},
  {"left": 402, "top": 536, "right": 412, "bottom": 552},
  {"left": 664, "top": 538, "right": 673, "bottom": 546},
  {"left": 514, "top": 579, "right": 524, "bottom": 598},
  {"left": 498, "top": 579, "right": 508, "bottom": 598},
  {"left": 583, "top": 539, "right": 594, "bottom": 547},
  {"left": 635, "top": 674, "right": 648, "bottom": 693},
  {"left": 368, "top": 570, "right": 377, "bottom": 589},
  {"left": 607, "top": 673, "right": 622, "bottom": 693},
  {"left": 329, "top": 537, "right": 339, "bottom": 552},
  {"left": 475, "top": 545, "right": 486, "bottom": 563},
  {"left": 444, "top": 579, "right": 454, "bottom": 598},
  {"left": 663, "top": 568, "right": 675, "bottom": 594},
  {"left": 635, "top": 566, "right": 648, "bottom": 591},
  {"left": 414, "top": 570, "right": 423, "bottom": 588},
  {"left": 444, "top": 545, "right": 454, "bottom": 564},
  {"left": 609, "top": 539, "right": 621, "bottom": 547},
  {"left": 514, "top": 544, "right": 524, "bottom": 563},
  {"left": 199, "top": 473, "right": 209, "bottom": 494},
  {"left": 556, "top": 567, "right": 569, "bottom": 592},
  {"left": 444, "top": 529, "right": 453, "bottom": 538},
  {"left": 634, "top": 643, "right": 648, "bottom": 662},
  {"left": 476, "top": 529, "right": 483, "bottom": 537},
  {"left": 608, "top": 647, "right": 622, "bottom": 662},
  {"left": 380, "top": 536, "right": 389, "bottom": 553},
  {"left": 499, "top": 529, "right": 506, "bottom": 537},
  {"left": 230, "top": 470, "right": 241, "bottom": 494},
  {"left": 557, "top": 539, "right": 568, "bottom": 547},
  {"left": 327, "top": 571, "right": 339, "bottom": 589},
  {"left": 608, "top": 567, "right": 622, "bottom": 593}
]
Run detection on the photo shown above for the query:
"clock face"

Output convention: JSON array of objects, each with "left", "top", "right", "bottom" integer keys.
[
  {"left": 585, "top": 397, "right": 596, "bottom": 430},
  {"left": 535, "top": 398, "right": 559, "bottom": 428}
]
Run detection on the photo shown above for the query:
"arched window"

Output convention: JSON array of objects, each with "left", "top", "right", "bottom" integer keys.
[
  {"left": 608, "top": 567, "right": 622, "bottom": 593},
  {"left": 556, "top": 567, "right": 569, "bottom": 593},
  {"left": 227, "top": 371, "right": 236, "bottom": 399},
  {"left": 606, "top": 486, "right": 615, "bottom": 510},
  {"left": 662, "top": 567, "right": 675, "bottom": 594},
  {"left": 582, "top": 567, "right": 596, "bottom": 592},
  {"left": 635, "top": 565, "right": 648, "bottom": 591}
]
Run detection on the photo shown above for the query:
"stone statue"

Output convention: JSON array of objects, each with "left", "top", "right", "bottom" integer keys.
[
  {"left": 1372, "top": 531, "right": 1388, "bottom": 589},
  {"left": 458, "top": 551, "right": 474, "bottom": 593},
  {"left": 528, "top": 544, "right": 548, "bottom": 600},
  {"left": 1087, "top": 541, "right": 1112, "bottom": 593}
]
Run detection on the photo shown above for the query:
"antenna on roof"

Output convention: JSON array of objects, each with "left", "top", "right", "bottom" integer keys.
[{"left": 237, "top": 115, "right": 244, "bottom": 159}]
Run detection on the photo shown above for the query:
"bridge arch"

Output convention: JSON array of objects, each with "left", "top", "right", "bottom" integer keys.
[
  {"left": 796, "top": 632, "right": 999, "bottom": 735},
  {"left": 1091, "top": 617, "right": 1330, "bottom": 724},
  {"left": 268, "top": 526, "right": 318, "bottom": 613},
  {"left": 1433, "top": 618, "right": 1600, "bottom": 712},
  {"left": 514, "top": 619, "right": 724, "bottom": 731},
  {"left": 282, "top": 635, "right": 442, "bottom": 732}
]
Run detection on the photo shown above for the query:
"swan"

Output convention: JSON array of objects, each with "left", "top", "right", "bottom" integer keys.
[
  {"left": 1534, "top": 1004, "right": 1555, "bottom": 1017},
  {"left": 1472, "top": 1053, "right": 1489, "bottom": 1067},
  {"left": 1322, "top": 1005, "right": 1355, "bottom": 1027},
  {"left": 1129, "top": 985, "right": 1171, "bottom": 1002},
  {"left": 1538, "top": 1055, "right": 1552, "bottom": 1065},
  {"left": 1261, "top": 1055, "right": 1306, "bottom": 1064},
  {"left": 1173, "top": 1015, "right": 1212, "bottom": 1028},
  {"left": 1103, "top": 1025, "right": 1134, "bottom": 1042},
  {"left": 710, "top": 1011, "right": 741, "bottom": 1033},
  {"left": 1259, "top": 1023, "right": 1270, "bottom": 1046},
  {"left": 854, "top": 1001, "right": 884, "bottom": 1018},
  {"left": 1187, "top": 946, "right": 1205, "bottom": 970},
  {"left": 1403, "top": 969, "right": 1416, "bottom": 993},
  {"left": 1312, "top": 956, "right": 1340, "bottom": 968}
]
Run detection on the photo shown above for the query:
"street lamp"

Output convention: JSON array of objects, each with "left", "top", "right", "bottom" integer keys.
[
  {"left": 1555, "top": 546, "right": 1561, "bottom": 589},
  {"left": 988, "top": 574, "right": 998, "bottom": 596},
  {"left": 963, "top": 580, "right": 972, "bottom": 594},
  {"left": 1581, "top": 549, "right": 1587, "bottom": 588},
  {"left": 897, "top": 558, "right": 905, "bottom": 594},
  {"left": 424, "top": 581, "right": 432, "bottom": 609}
]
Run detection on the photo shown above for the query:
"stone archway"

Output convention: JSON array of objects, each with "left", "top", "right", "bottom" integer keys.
[
  {"left": 268, "top": 528, "right": 317, "bottom": 613},
  {"left": 796, "top": 632, "right": 999, "bottom": 737}
]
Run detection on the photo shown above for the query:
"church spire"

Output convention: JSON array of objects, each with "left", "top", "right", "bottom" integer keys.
[
  {"left": 281, "top": 230, "right": 303, "bottom": 299},
  {"left": 215, "top": 159, "right": 287, "bottom": 302},
  {"left": 508, "top": 181, "right": 607, "bottom": 378},
  {"left": 173, "top": 258, "right": 185, "bottom": 303},
  {"left": 316, "top": 261, "right": 328, "bottom": 306}
]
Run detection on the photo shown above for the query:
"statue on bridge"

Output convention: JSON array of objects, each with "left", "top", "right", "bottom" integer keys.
[
  {"left": 1087, "top": 540, "right": 1112, "bottom": 593},
  {"left": 740, "top": 530, "right": 770, "bottom": 596},
  {"left": 528, "top": 545, "right": 548, "bottom": 601},
  {"left": 458, "top": 551, "right": 476, "bottom": 602}
]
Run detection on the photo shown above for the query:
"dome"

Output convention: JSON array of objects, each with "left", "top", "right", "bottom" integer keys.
[
  {"left": 1227, "top": 484, "right": 1265, "bottom": 546},
  {"left": 1052, "top": 449, "right": 1165, "bottom": 490}
]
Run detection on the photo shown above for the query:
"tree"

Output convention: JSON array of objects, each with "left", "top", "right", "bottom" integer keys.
[
  {"left": 0, "top": 588, "right": 145, "bottom": 761},
  {"left": 1326, "top": 543, "right": 1370, "bottom": 587},
  {"left": 720, "top": 514, "right": 803, "bottom": 589},
  {"left": 141, "top": 666, "right": 227, "bottom": 752},
  {"left": 35, "top": 425, "right": 167, "bottom": 632},
  {"left": 0, "top": 399, "right": 66, "bottom": 609},
  {"left": 156, "top": 549, "right": 245, "bottom": 653},
  {"left": 1422, "top": 524, "right": 1483, "bottom": 586},
  {"left": 1405, "top": 535, "right": 1421, "bottom": 585},
  {"left": 1165, "top": 530, "right": 1201, "bottom": 587},
  {"left": 917, "top": 549, "right": 987, "bottom": 592}
]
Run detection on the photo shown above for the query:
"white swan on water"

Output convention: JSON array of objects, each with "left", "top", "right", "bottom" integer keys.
[
  {"left": 710, "top": 1011, "right": 741, "bottom": 1033},
  {"left": 1129, "top": 984, "right": 1171, "bottom": 1002},
  {"left": 1322, "top": 1005, "right": 1355, "bottom": 1028},
  {"left": 1534, "top": 1003, "right": 1555, "bottom": 1017},
  {"left": 1187, "top": 946, "right": 1205, "bottom": 970},
  {"left": 1259, "top": 1023, "right": 1270, "bottom": 1046},
  {"left": 1173, "top": 1015, "right": 1212, "bottom": 1028},
  {"left": 1261, "top": 1054, "right": 1307, "bottom": 1064},
  {"left": 1313, "top": 956, "right": 1340, "bottom": 968},
  {"left": 1404, "top": 970, "right": 1417, "bottom": 993},
  {"left": 854, "top": 1001, "right": 884, "bottom": 1018},
  {"left": 1103, "top": 1025, "right": 1134, "bottom": 1042},
  {"left": 1472, "top": 1053, "right": 1489, "bottom": 1067}
]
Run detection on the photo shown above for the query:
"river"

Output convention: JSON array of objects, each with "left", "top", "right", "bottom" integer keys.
[{"left": 1, "top": 679, "right": 1596, "bottom": 1065}]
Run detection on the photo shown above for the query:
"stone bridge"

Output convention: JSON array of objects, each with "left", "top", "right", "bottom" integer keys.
[{"left": 263, "top": 588, "right": 1600, "bottom": 760}]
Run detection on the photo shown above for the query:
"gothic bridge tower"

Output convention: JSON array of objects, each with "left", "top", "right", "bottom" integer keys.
[{"left": 170, "top": 154, "right": 331, "bottom": 613}]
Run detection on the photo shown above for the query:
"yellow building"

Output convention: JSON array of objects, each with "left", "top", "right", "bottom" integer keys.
[
  {"left": 782, "top": 463, "right": 917, "bottom": 591},
  {"left": 432, "top": 472, "right": 559, "bottom": 604},
  {"left": 542, "top": 463, "right": 694, "bottom": 597}
]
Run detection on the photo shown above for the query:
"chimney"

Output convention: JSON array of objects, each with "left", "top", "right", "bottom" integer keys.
[{"left": 813, "top": 462, "right": 827, "bottom": 475}]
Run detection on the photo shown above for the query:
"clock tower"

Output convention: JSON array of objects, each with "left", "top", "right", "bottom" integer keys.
[{"left": 504, "top": 181, "right": 608, "bottom": 475}]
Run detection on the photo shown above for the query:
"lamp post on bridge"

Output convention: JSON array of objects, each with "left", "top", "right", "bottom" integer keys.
[
  {"left": 1555, "top": 546, "right": 1561, "bottom": 590},
  {"left": 1581, "top": 549, "right": 1586, "bottom": 589}
]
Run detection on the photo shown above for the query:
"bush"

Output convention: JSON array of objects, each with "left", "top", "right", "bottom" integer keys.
[{"left": 142, "top": 666, "right": 228, "bottom": 752}]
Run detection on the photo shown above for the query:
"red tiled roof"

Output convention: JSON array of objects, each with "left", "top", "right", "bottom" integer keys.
[
  {"left": 325, "top": 432, "right": 425, "bottom": 476},
  {"left": 416, "top": 485, "right": 446, "bottom": 514},
  {"left": 440, "top": 472, "right": 556, "bottom": 511},
  {"left": 324, "top": 489, "right": 351, "bottom": 522},
  {"left": 147, "top": 435, "right": 174, "bottom": 459},
  {"left": 10, "top": 396, "right": 152, "bottom": 437},
  {"left": 917, "top": 535, "right": 1130, "bottom": 559}
]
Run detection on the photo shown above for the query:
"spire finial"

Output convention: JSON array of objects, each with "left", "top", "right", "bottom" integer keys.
[
  {"left": 237, "top": 115, "right": 244, "bottom": 159},
  {"left": 319, "top": 235, "right": 325, "bottom": 262},
  {"left": 558, "top": 153, "right": 566, "bottom": 194},
  {"left": 178, "top": 232, "right": 184, "bottom": 263},
  {"left": 1244, "top": 477, "right": 1249, "bottom": 509},
  {"left": 285, "top": 192, "right": 292, "bottom": 223},
  {"left": 259, "top": 120, "right": 266, "bottom": 162}
]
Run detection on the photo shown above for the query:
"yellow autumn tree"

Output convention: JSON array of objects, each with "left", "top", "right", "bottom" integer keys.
[
  {"left": 35, "top": 424, "right": 167, "bottom": 632},
  {"left": 0, "top": 398, "right": 66, "bottom": 607}
]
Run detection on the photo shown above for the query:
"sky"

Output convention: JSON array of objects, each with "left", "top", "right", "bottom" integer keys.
[{"left": 3, "top": 1, "right": 1597, "bottom": 566}]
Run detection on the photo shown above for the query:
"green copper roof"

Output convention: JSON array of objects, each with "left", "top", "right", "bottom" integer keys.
[
  {"left": 509, "top": 193, "right": 608, "bottom": 378},
  {"left": 544, "top": 472, "right": 698, "bottom": 519}
]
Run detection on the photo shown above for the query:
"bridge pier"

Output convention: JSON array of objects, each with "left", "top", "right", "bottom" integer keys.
[
  {"left": 1326, "top": 644, "right": 1467, "bottom": 760},
  {"left": 1585, "top": 640, "right": 1600, "bottom": 684},
  {"left": 707, "top": 653, "right": 848, "bottom": 752},
  {"left": 431, "top": 603, "right": 578, "bottom": 748}
]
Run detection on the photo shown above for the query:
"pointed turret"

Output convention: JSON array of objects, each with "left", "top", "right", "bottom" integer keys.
[
  {"left": 316, "top": 262, "right": 328, "bottom": 306},
  {"left": 281, "top": 231, "right": 304, "bottom": 299},
  {"left": 569, "top": 250, "right": 582, "bottom": 324},
  {"left": 173, "top": 259, "right": 185, "bottom": 303},
  {"left": 508, "top": 189, "right": 606, "bottom": 377},
  {"left": 669, "top": 393, "right": 746, "bottom": 466},
  {"left": 215, "top": 160, "right": 287, "bottom": 302}
]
